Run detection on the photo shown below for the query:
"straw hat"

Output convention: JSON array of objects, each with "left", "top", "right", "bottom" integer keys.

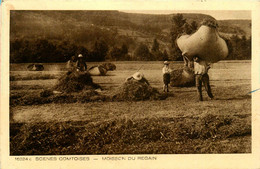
[
  {"left": 164, "top": 61, "right": 170, "bottom": 65},
  {"left": 78, "top": 54, "right": 83, "bottom": 58},
  {"left": 132, "top": 72, "right": 144, "bottom": 81}
]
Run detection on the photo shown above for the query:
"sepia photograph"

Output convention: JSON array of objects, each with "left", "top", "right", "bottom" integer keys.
[
  {"left": 9, "top": 9, "right": 252, "bottom": 155},
  {"left": 1, "top": 1, "right": 260, "bottom": 169}
]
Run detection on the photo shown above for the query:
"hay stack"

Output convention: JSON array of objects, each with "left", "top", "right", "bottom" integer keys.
[
  {"left": 170, "top": 66, "right": 195, "bottom": 87},
  {"left": 88, "top": 66, "right": 107, "bottom": 76},
  {"left": 101, "top": 63, "right": 116, "bottom": 71},
  {"left": 88, "top": 63, "right": 116, "bottom": 76},
  {"left": 27, "top": 64, "right": 44, "bottom": 71},
  {"left": 113, "top": 78, "right": 167, "bottom": 101},
  {"left": 54, "top": 71, "right": 100, "bottom": 93}
]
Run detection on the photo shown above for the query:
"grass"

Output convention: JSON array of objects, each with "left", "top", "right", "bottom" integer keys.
[
  {"left": 10, "top": 89, "right": 109, "bottom": 107},
  {"left": 10, "top": 72, "right": 59, "bottom": 81},
  {"left": 10, "top": 113, "right": 251, "bottom": 155},
  {"left": 9, "top": 61, "right": 251, "bottom": 155}
]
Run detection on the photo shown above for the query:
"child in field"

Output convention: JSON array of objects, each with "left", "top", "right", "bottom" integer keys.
[{"left": 162, "top": 61, "right": 172, "bottom": 92}]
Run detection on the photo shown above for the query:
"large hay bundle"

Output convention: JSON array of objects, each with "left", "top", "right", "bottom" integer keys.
[
  {"left": 88, "top": 63, "right": 116, "bottom": 76},
  {"left": 101, "top": 63, "right": 116, "bottom": 71},
  {"left": 88, "top": 66, "right": 107, "bottom": 76},
  {"left": 177, "top": 19, "right": 229, "bottom": 63},
  {"left": 54, "top": 71, "right": 100, "bottom": 93},
  {"left": 113, "top": 79, "right": 167, "bottom": 101},
  {"left": 170, "top": 66, "right": 195, "bottom": 87}
]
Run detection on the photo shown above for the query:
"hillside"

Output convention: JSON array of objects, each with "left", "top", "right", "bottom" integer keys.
[
  {"left": 10, "top": 10, "right": 251, "bottom": 62},
  {"left": 218, "top": 20, "right": 251, "bottom": 38},
  {"left": 10, "top": 10, "right": 250, "bottom": 43}
]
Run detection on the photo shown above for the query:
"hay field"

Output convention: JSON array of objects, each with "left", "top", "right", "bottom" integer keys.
[{"left": 10, "top": 61, "right": 251, "bottom": 155}]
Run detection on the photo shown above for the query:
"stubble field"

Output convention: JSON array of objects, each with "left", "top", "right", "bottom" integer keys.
[{"left": 9, "top": 61, "right": 251, "bottom": 155}]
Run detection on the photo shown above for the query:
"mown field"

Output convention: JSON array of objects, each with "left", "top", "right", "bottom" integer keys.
[{"left": 10, "top": 61, "right": 251, "bottom": 155}]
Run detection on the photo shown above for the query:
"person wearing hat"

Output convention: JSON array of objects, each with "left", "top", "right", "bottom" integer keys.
[
  {"left": 162, "top": 61, "right": 172, "bottom": 92},
  {"left": 126, "top": 72, "right": 149, "bottom": 85},
  {"left": 193, "top": 56, "right": 214, "bottom": 101},
  {"left": 76, "top": 54, "right": 87, "bottom": 72}
]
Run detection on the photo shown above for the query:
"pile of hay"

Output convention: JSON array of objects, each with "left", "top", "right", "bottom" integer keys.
[
  {"left": 170, "top": 66, "right": 195, "bottom": 87},
  {"left": 101, "top": 63, "right": 116, "bottom": 71},
  {"left": 27, "top": 64, "right": 44, "bottom": 71},
  {"left": 54, "top": 71, "right": 101, "bottom": 93},
  {"left": 8, "top": 70, "right": 106, "bottom": 106},
  {"left": 113, "top": 79, "right": 167, "bottom": 101},
  {"left": 176, "top": 19, "right": 228, "bottom": 63},
  {"left": 88, "top": 63, "right": 116, "bottom": 76}
]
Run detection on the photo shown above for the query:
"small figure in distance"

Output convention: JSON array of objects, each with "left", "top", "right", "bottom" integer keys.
[
  {"left": 76, "top": 54, "right": 87, "bottom": 72},
  {"left": 162, "top": 61, "right": 172, "bottom": 92},
  {"left": 193, "top": 56, "right": 214, "bottom": 101}
]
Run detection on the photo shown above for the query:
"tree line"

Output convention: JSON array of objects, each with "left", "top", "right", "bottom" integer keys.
[{"left": 10, "top": 14, "right": 251, "bottom": 63}]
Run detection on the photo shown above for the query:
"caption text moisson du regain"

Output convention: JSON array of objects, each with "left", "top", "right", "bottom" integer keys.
[{"left": 14, "top": 156, "right": 157, "bottom": 161}]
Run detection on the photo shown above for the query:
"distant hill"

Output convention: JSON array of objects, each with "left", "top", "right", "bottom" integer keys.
[
  {"left": 218, "top": 20, "right": 251, "bottom": 38},
  {"left": 10, "top": 10, "right": 250, "bottom": 41},
  {"left": 10, "top": 10, "right": 251, "bottom": 62}
]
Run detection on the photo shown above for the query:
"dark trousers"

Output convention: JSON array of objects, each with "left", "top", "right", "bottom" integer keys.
[
  {"left": 195, "top": 74, "right": 213, "bottom": 101},
  {"left": 163, "top": 73, "right": 170, "bottom": 92},
  {"left": 77, "top": 61, "right": 87, "bottom": 71}
]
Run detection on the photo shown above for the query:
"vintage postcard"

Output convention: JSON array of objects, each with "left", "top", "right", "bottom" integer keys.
[{"left": 1, "top": 0, "right": 260, "bottom": 169}]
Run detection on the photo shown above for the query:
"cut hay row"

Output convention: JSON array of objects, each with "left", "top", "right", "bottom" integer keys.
[
  {"left": 10, "top": 90, "right": 107, "bottom": 106},
  {"left": 10, "top": 114, "right": 251, "bottom": 155},
  {"left": 10, "top": 71, "right": 168, "bottom": 106},
  {"left": 10, "top": 74, "right": 59, "bottom": 81}
]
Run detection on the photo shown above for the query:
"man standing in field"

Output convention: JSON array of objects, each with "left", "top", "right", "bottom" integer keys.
[
  {"left": 162, "top": 61, "right": 172, "bottom": 92},
  {"left": 193, "top": 56, "right": 214, "bottom": 101}
]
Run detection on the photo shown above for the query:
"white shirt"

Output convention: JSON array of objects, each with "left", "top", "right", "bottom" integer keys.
[
  {"left": 162, "top": 66, "right": 171, "bottom": 74},
  {"left": 194, "top": 60, "right": 209, "bottom": 75}
]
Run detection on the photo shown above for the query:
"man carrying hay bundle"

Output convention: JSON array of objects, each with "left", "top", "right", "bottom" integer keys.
[
  {"left": 193, "top": 56, "right": 214, "bottom": 101},
  {"left": 173, "top": 19, "right": 229, "bottom": 88},
  {"left": 162, "top": 61, "right": 172, "bottom": 92}
]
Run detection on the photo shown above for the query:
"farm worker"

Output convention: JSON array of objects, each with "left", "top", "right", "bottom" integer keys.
[
  {"left": 162, "top": 61, "right": 172, "bottom": 92},
  {"left": 66, "top": 55, "right": 75, "bottom": 69},
  {"left": 193, "top": 56, "right": 214, "bottom": 101},
  {"left": 126, "top": 72, "right": 150, "bottom": 85},
  {"left": 76, "top": 54, "right": 87, "bottom": 72}
]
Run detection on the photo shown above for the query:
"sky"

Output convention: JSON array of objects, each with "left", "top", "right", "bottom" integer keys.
[{"left": 121, "top": 10, "right": 251, "bottom": 20}]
